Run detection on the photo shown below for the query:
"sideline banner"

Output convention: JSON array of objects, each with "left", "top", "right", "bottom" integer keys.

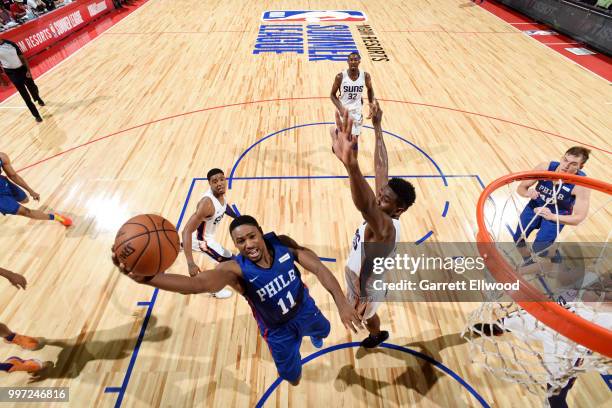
[{"left": 1, "top": 0, "right": 114, "bottom": 57}]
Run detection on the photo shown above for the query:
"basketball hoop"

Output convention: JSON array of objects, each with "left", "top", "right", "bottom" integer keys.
[{"left": 464, "top": 170, "right": 612, "bottom": 397}]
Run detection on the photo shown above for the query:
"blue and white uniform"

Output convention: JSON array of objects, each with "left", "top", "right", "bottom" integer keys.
[
  {"left": 237, "top": 232, "right": 330, "bottom": 382},
  {"left": 512, "top": 161, "right": 585, "bottom": 254},
  {"left": 0, "top": 158, "right": 27, "bottom": 215}
]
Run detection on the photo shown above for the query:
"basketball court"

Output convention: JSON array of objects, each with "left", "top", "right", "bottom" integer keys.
[{"left": 0, "top": 1, "right": 610, "bottom": 407}]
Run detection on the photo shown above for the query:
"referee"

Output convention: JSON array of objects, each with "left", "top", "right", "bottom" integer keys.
[{"left": 0, "top": 38, "right": 44, "bottom": 122}]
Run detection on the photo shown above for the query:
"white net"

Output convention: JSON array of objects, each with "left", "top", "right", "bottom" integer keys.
[{"left": 462, "top": 172, "right": 612, "bottom": 402}]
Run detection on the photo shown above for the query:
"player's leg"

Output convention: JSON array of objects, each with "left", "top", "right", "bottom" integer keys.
[
  {"left": 532, "top": 220, "right": 565, "bottom": 261},
  {"left": 264, "top": 325, "right": 303, "bottom": 386},
  {"left": 547, "top": 376, "right": 576, "bottom": 408},
  {"left": 298, "top": 297, "right": 331, "bottom": 349},
  {"left": 350, "top": 110, "right": 363, "bottom": 138},
  {"left": 512, "top": 205, "right": 541, "bottom": 260},
  {"left": 0, "top": 323, "right": 40, "bottom": 350},
  {"left": 344, "top": 267, "right": 388, "bottom": 348},
  {"left": 201, "top": 238, "right": 233, "bottom": 299},
  {"left": 2, "top": 181, "right": 71, "bottom": 226}
]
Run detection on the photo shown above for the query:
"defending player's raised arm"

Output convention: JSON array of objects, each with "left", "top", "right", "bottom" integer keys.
[
  {"left": 181, "top": 197, "right": 214, "bottom": 276},
  {"left": 365, "top": 73, "right": 376, "bottom": 119},
  {"left": 330, "top": 72, "right": 345, "bottom": 115},
  {"left": 372, "top": 102, "right": 387, "bottom": 193},
  {"left": 0, "top": 267, "right": 27, "bottom": 290},
  {"left": 0, "top": 152, "right": 39, "bottom": 201},
  {"left": 277, "top": 235, "right": 363, "bottom": 333},
  {"left": 331, "top": 110, "right": 394, "bottom": 240},
  {"left": 516, "top": 162, "right": 548, "bottom": 199}
]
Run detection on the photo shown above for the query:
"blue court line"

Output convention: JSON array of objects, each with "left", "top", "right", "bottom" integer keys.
[
  {"left": 227, "top": 122, "right": 449, "bottom": 189},
  {"left": 442, "top": 201, "right": 450, "bottom": 217},
  {"left": 415, "top": 230, "right": 434, "bottom": 245},
  {"left": 318, "top": 257, "right": 336, "bottom": 263},
  {"left": 136, "top": 301, "right": 150, "bottom": 306},
  {"left": 255, "top": 342, "right": 490, "bottom": 408},
  {"left": 106, "top": 178, "right": 198, "bottom": 406},
  {"left": 475, "top": 175, "right": 486, "bottom": 189},
  {"left": 231, "top": 204, "right": 241, "bottom": 216},
  {"left": 603, "top": 374, "right": 612, "bottom": 391}
]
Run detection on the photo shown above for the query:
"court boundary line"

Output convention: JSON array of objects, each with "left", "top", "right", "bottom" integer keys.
[
  {"left": 13, "top": 96, "right": 610, "bottom": 174},
  {"left": 255, "top": 342, "right": 490, "bottom": 408}
]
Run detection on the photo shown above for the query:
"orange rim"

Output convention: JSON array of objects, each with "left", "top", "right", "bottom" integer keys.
[{"left": 476, "top": 171, "right": 612, "bottom": 358}]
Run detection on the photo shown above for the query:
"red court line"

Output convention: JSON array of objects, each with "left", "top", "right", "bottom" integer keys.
[
  {"left": 381, "top": 30, "right": 520, "bottom": 34},
  {"left": 16, "top": 96, "right": 611, "bottom": 173},
  {"left": 103, "top": 30, "right": 248, "bottom": 35}
]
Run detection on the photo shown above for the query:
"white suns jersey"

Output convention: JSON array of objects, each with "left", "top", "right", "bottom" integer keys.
[
  {"left": 339, "top": 69, "right": 365, "bottom": 113},
  {"left": 346, "top": 219, "right": 401, "bottom": 275},
  {"left": 198, "top": 189, "right": 227, "bottom": 239}
]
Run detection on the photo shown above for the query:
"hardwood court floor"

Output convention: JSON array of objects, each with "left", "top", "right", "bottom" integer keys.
[{"left": 0, "top": 0, "right": 610, "bottom": 407}]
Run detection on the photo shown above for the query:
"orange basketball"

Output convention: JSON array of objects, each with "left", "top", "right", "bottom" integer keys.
[{"left": 113, "top": 214, "right": 180, "bottom": 276}]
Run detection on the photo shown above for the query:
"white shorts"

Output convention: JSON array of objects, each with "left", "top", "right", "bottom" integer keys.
[
  {"left": 348, "top": 109, "right": 363, "bottom": 136},
  {"left": 345, "top": 266, "right": 382, "bottom": 320},
  {"left": 191, "top": 234, "right": 233, "bottom": 263}
]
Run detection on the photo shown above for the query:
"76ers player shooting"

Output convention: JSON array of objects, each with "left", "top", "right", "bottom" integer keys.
[
  {"left": 330, "top": 52, "right": 376, "bottom": 137},
  {"left": 113, "top": 215, "right": 363, "bottom": 385}
]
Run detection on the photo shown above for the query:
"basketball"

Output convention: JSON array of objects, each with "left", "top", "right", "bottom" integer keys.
[{"left": 113, "top": 214, "right": 180, "bottom": 276}]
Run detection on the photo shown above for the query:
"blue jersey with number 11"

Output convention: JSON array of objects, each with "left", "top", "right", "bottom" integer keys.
[{"left": 238, "top": 232, "right": 310, "bottom": 330}]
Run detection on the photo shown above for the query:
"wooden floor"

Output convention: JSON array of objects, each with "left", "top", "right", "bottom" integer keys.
[{"left": 0, "top": 0, "right": 610, "bottom": 407}]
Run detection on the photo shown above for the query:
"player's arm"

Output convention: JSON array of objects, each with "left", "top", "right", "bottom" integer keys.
[
  {"left": 0, "top": 152, "right": 39, "bottom": 200},
  {"left": 538, "top": 185, "right": 590, "bottom": 226},
  {"left": 0, "top": 267, "right": 27, "bottom": 289},
  {"left": 224, "top": 204, "right": 238, "bottom": 219},
  {"left": 331, "top": 110, "right": 394, "bottom": 241},
  {"left": 181, "top": 197, "right": 214, "bottom": 276},
  {"left": 143, "top": 262, "right": 241, "bottom": 294},
  {"left": 372, "top": 102, "right": 387, "bottom": 193},
  {"left": 365, "top": 72, "right": 377, "bottom": 119},
  {"left": 113, "top": 253, "right": 242, "bottom": 294},
  {"left": 330, "top": 73, "right": 345, "bottom": 115},
  {"left": 277, "top": 235, "right": 363, "bottom": 333},
  {"left": 516, "top": 162, "right": 548, "bottom": 199}
]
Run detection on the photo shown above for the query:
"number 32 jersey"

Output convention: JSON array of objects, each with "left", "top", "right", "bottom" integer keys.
[
  {"left": 339, "top": 69, "right": 365, "bottom": 114},
  {"left": 238, "top": 232, "right": 314, "bottom": 329}
]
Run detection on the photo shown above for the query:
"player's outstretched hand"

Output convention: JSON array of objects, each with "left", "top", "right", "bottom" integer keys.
[
  {"left": 337, "top": 298, "right": 364, "bottom": 333},
  {"left": 111, "top": 246, "right": 150, "bottom": 283},
  {"left": 330, "top": 109, "right": 357, "bottom": 166},
  {"left": 371, "top": 100, "right": 382, "bottom": 125},
  {"left": 188, "top": 262, "right": 202, "bottom": 277},
  {"left": 5, "top": 271, "right": 27, "bottom": 289},
  {"left": 30, "top": 191, "right": 40, "bottom": 201},
  {"left": 366, "top": 99, "right": 379, "bottom": 120},
  {"left": 534, "top": 207, "right": 556, "bottom": 221},
  {"left": 527, "top": 189, "right": 540, "bottom": 200}
]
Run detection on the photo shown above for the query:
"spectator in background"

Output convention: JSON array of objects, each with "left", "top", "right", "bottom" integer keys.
[
  {"left": 41, "top": 0, "right": 55, "bottom": 11},
  {"left": 9, "top": 0, "right": 27, "bottom": 21},
  {"left": 26, "top": 0, "right": 46, "bottom": 14},
  {"left": 0, "top": 4, "right": 15, "bottom": 25}
]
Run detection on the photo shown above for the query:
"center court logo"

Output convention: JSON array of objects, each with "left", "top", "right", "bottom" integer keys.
[
  {"left": 262, "top": 10, "right": 367, "bottom": 23},
  {"left": 253, "top": 10, "right": 365, "bottom": 61}
]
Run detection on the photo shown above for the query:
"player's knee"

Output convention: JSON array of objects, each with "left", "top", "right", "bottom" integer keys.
[
  {"left": 19, "top": 196, "right": 29, "bottom": 204},
  {"left": 279, "top": 364, "right": 302, "bottom": 385},
  {"left": 17, "top": 206, "right": 31, "bottom": 217},
  {"left": 284, "top": 371, "right": 301, "bottom": 386}
]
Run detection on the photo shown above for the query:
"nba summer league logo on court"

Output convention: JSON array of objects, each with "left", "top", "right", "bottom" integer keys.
[{"left": 254, "top": 10, "right": 367, "bottom": 61}]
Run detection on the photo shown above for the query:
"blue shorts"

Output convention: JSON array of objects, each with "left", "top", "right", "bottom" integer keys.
[
  {"left": 259, "top": 296, "right": 330, "bottom": 382},
  {"left": 512, "top": 205, "right": 565, "bottom": 255},
  {"left": 0, "top": 176, "right": 26, "bottom": 215}
]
